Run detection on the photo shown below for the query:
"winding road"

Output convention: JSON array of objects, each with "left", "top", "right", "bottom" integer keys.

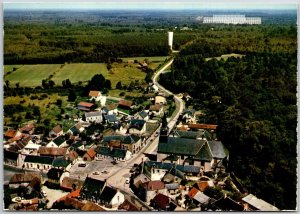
[{"left": 105, "top": 57, "right": 185, "bottom": 209}]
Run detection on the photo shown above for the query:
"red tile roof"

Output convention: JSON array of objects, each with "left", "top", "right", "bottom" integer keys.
[
  {"left": 4, "top": 129, "right": 18, "bottom": 138},
  {"left": 188, "top": 124, "right": 218, "bottom": 130},
  {"left": 61, "top": 177, "right": 84, "bottom": 191},
  {"left": 86, "top": 148, "right": 96, "bottom": 158},
  {"left": 196, "top": 181, "right": 209, "bottom": 192},
  {"left": 78, "top": 102, "right": 95, "bottom": 108},
  {"left": 188, "top": 187, "right": 199, "bottom": 198},
  {"left": 38, "top": 147, "right": 67, "bottom": 156},
  {"left": 20, "top": 124, "right": 35, "bottom": 132},
  {"left": 52, "top": 125, "right": 62, "bottom": 134},
  {"left": 118, "top": 100, "right": 133, "bottom": 108},
  {"left": 142, "top": 180, "right": 165, "bottom": 191},
  {"left": 89, "top": 91, "right": 101, "bottom": 97}
]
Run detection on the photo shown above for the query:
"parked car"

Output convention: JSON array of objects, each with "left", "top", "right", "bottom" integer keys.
[
  {"left": 92, "top": 171, "right": 100, "bottom": 175},
  {"left": 78, "top": 162, "right": 86, "bottom": 167},
  {"left": 111, "top": 160, "right": 117, "bottom": 165},
  {"left": 95, "top": 157, "right": 103, "bottom": 161},
  {"left": 101, "top": 170, "right": 109, "bottom": 174}
]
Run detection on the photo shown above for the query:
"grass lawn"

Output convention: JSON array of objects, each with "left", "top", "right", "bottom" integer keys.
[
  {"left": 108, "top": 62, "right": 146, "bottom": 88},
  {"left": 108, "top": 89, "right": 144, "bottom": 99},
  {"left": 4, "top": 64, "right": 62, "bottom": 87},
  {"left": 51, "top": 63, "right": 108, "bottom": 85},
  {"left": 4, "top": 65, "right": 24, "bottom": 75}
]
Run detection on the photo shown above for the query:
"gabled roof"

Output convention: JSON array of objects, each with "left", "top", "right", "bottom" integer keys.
[
  {"left": 67, "top": 150, "right": 79, "bottom": 161},
  {"left": 61, "top": 177, "right": 84, "bottom": 191},
  {"left": 81, "top": 201, "right": 105, "bottom": 211},
  {"left": 194, "top": 142, "right": 213, "bottom": 161},
  {"left": 47, "top": 168, "right": 64, "bottom": 180},
  {"left": 103, "top": 103, "right": 118, "bottom": 112},
  {"left": 52, "top": 125, "right": 62, "bottom": 134},
  {"left": 20, "top": 123, "right": 35, "bottom": 133},
  {"left": 38, "top": 147, "right": 67, "bottom": 156},
  {"left": 212, "top": 196, "right": 244, "bottom": 211},
  {"left": 194, "top": 181, "right": 213, "bottom": 192},
  {"left": 4, "top": 149, "right": 19, "bottom": 161},
  {"left": 188, "top": 187, "right": 210, "bottom": 204},
  {"left": 71, "top": 141, "right": 84, "bottom": 149},
  {"left": 102, "top": 135, "right": 125, "bottom": 143},
  {"left": 80, "top": 177, "right": 106, "bottom": 198},
  {"left": 4, "top": 129, "right": 18, "bottom": 138},
  {"left": 118, "top": 199, "right": 140, "bottom": 211},
  {"left": 89, "top": 91, "right": 101, "bottom": 97},
  {"left": 69, "top": 126, "right": 80, "bottom": 134},
  {"left": 104, "top": 114, "right": 118, "bottom": 123},
  {"left": 139, "top": 111, "right": 148, "bottom": 119},
  {"left": 129, "top": 119, "right": 146, "bottom": 130},
  {"left": 165, "top": 183, "right": 180, "bottom": 190},
  {"left": 24, "top": 155, "right": 54, "bottom": 165},
  {"left": 145, "top": 161, "right": 200, "bottom": 174},
  {"left": 118, "top": 100, "right": 133, "bottom": 108},
  {"left": 85, "top": 148, "right": 96, "bottom": 158},
  {"left": 52, "top": 135, "right": 66, "bottom": 146},
  {"left": 141, "top": 180, "right": 165, "bottom": 191},
  {"left": 151, "top": 193, "right": 170, "bottom": 210},
  {"left": 207, "top": 141, "right": 229, "bottom": 159},
  {"left": 158, "top": 137, "right": 205, "bottom": 156},
  {"left": 95, "top": 147, "right": 127, "bottom": 159},
  {"left": 242, "top": 194, "right": 280, "bottom": 211},
  {"left": 10, "top": 172, "right": 41, "bottom": 184},
  {"left": 188, "top": 123, "right": 218, "bottom": 130},
  {"left": 52, "top": 157, "right": 71, "bottom": 168},
  {"left": 100, "top": 186, "right": 117, "bottom": 203},
  {"left": 78, "top": 102, "right": 95, "bottom": 108},
  {"left": 85, "top": 111, "right": 102, "bottom": 118},
  {"left": 149, "top": 104, "right": 163, "bottom": 111},
  {"left": 123, "top": 135, "right": 141, "bottom": 144}
]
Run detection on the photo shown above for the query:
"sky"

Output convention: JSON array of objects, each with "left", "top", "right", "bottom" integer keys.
[{"left": 3, "top": 0, "right": 298, "bottom": 10}]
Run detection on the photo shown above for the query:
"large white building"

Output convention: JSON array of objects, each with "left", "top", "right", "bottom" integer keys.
[
  {"left": 203, "top": 15, "right": 261, "bottom": 25},
  {"left": 168, "top": 31, "right": 173, "bottom": 50}
]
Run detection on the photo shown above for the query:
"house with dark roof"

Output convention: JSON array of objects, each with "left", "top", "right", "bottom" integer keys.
[
  {"left": 118, "top": 100, "right": 133, "bottom": 110},
  {"left": 211, "top": 195, "right": 244, "bottom": 211},
  {"left": 99, "top": 186, "right": 125, "bottom": 208},
  {"left": 47, "top": 168, "right": 68, "bottom": 188},
  {"left": 79, "top": 177, "right": 106, "bottom": 203},
  {"left": 46, "top": 135, "right": 67, "bottom": 148},
  {"left": 82, "top": 148, "right": 96, "bottom": 161},
  {"left": 150, "top": 193, "right": 176, "bottom": 211},
  {"left": 102, "top": 134, "right": 142, "bottom": 154},
  {"left": 104, "top": 114, "right": 119, "bottom": 124},
  {"left": 24, "top": 155, "right": 54, "bottom": 172},
  {"left": 157, "top": 131, "right": 229, "bottom": 172},
  {"left": 135, "top": 110, "right": 149, "bottom": 121},
  {"left": 77, "top": 102, "right": 96, "bottom": 111},
  {"left": 139, "top": 180, "right": 167, "bottom": 203},
  {"left": 129, "top": 119, "right": 147, "bottom": 135},
  {"left": 95, "top": 146, "right": 132, "bottom": 161},
  {"left": 9, "top": 172, "right": 41, "bottom": 189},
  {"left": 4, "top": 149, "right": 20, "bottom": 166},
  {"left": 52, "top": 157, "right": 72, "bottom": 170},
  {"left": 49, "top": 125, "right": 63, "bottom": 138}
]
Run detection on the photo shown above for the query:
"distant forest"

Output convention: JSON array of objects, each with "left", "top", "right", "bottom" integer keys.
[
  {"left": 159, "top": 22, "right": 297, "bottom": 210},
  {"left": 4, "top": 9, "right": 297, "bottom": 64}
]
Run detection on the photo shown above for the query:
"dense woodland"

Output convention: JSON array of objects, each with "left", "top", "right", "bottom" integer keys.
[{"left": 159, "top": 24, "right": 297, "bottom": 209}]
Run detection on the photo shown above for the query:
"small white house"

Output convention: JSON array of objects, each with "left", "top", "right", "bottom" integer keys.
[
  {"left": 46, "top": 136, "right": 67, "bottom": 148},
  {"left": 22, "top": 142, "right": 41, "bottom": 155},
  {"left": 85, "top": 111, "right": 103, "bottom": 123},
  {"left": 89, "top": 91, "right": 102, "bottom": 101}
]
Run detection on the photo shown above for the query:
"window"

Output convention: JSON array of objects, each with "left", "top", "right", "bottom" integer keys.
[{"left": 181, "top": 155, "right": 184, "bottom": 160}]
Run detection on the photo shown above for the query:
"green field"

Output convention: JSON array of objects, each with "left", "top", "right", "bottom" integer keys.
[
  {"left": 51, "top": 63, "right": 108, "bottom": 85},
  {"left": 4, "top": 64, "right": 62, "bottom": 87},
  {"left": 4, "top": 65, "right": 24, "bottom": 75}
]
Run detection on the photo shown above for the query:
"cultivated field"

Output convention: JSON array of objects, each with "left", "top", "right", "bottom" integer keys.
[
  {"left": 4, "top": 64, "right": 62, "bottom": 87},
  {"left": 51, "top": 63, "right": 108, "bottom": 85}
]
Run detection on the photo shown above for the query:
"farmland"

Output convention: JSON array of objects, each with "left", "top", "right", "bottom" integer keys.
[
  {"left": 4, "top": 64, "right": 61, "bottom": 87},
  {"left": 51, "top": 63, "right": 108, "bottom": 85}
]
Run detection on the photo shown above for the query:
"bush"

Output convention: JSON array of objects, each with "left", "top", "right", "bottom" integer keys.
[{"left": 119, "top": 92, "right": 125, "bottom": 96}]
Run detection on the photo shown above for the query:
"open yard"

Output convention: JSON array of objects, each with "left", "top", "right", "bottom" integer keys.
[
  {"left": 51, "top": 63, "right": 108, "bottom": 85},
  {"left": 4, "top": 64, "right": 62, "bottom": 87}
]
